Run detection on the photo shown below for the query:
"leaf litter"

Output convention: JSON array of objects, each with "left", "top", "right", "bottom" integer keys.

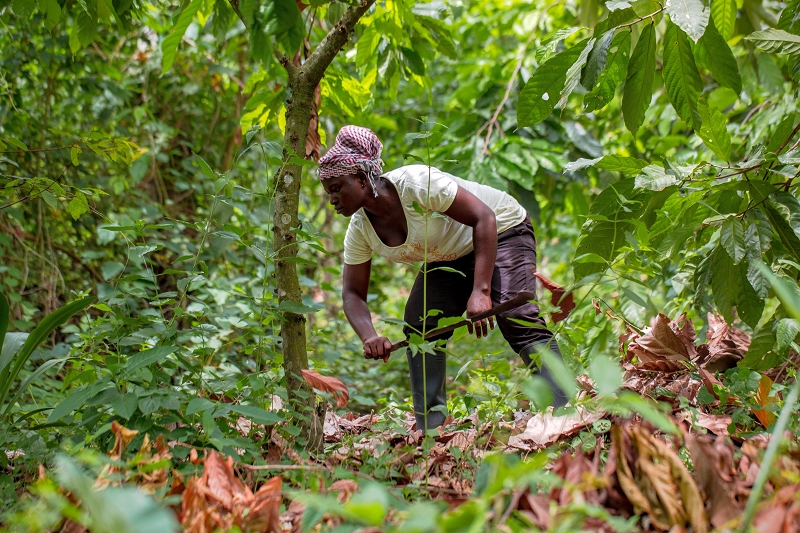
[{"left": 32, "top": 311, "right": 800, "bottom": 532}]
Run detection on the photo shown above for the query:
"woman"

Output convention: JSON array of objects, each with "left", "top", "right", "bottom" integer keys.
[{"left": 319, "top": 126, "right": 567, "bottom": 430}]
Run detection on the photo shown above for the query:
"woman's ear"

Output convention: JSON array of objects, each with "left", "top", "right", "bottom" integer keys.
[{"left": 357, "top": 171, "right": 368, "bottom": 188}]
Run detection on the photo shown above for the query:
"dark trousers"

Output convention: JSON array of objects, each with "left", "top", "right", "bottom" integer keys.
[{"left": 403, "top": 217, "right": 566, "bottom": 430}]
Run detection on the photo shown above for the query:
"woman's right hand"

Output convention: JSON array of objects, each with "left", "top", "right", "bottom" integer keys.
[{"left": 363, "top": 336, "right": 393, "bottom": 362}]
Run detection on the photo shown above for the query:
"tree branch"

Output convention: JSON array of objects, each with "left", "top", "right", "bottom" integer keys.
[{"left": 302, "top": 0, "right": 376, "bottom": 86}]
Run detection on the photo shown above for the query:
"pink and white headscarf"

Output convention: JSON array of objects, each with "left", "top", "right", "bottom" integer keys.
[{"left": 318, "top": 125, "right": 383, "bottom": 197}]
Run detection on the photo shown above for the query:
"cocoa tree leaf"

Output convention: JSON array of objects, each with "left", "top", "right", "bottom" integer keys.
[
  {"left": 585, "top": 31, "right": 631, "bottom": 112},
  {"left": 666, "top": 0, "right": 710, "bottom": 42},
  {"left": 711, "top": 0, "right": 737, "bottom": 40},
  {"left": 663, "top": 21, "right": 703, "bottom": 128},
  {"left": 622, "top": 22, "right": 657, "bottom": 135},
  {"left": 301, "top": 369, "right": 349, "bottom": 408}
]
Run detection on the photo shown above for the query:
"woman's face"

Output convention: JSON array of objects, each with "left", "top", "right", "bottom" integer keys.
[{"left": 322, "top": 173, "right": 369, "bottom": 217}]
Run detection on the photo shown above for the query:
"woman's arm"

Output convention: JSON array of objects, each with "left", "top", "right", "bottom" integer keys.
[
  {"left": 343, "top": 260, "right": 393, "bottom": 359},
  {"left": 443, "top": 186, "right": 497, "bottom": 338}
]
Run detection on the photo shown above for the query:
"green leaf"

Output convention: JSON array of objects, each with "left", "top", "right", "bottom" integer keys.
[
  {"left": 228, "top": 404, "right": 283, "bottom": 425},
  {"left": 666, "top": 0, "right": 710, "bottom": 42},
  {"left": 111, "top": 393, "right": 139, "bottom": 419},
  {"left": 0, "top": 333, "right": 28, "bottom": 375},
  {"left": 138, "top": 395, "right": 162, "bottom": 415},
  {"left": 582, "top": 30, "right": 616, "bottom": 90},
  {"left": 720, "top": 216, "right": 745, "bottom": 264},
  {"left": 518, "top": 40, "right": 590, "bottom": 127},
  {"left": 68, "top": 192, "right": 89, "bottom": 220},
  {"left": 588, "top": 354, "right": 622, "bottom": 396},
  {"left": 11, "top": 0, "right": 35, "bottom": 18},
  {"left": 76, "top": 9, "right": 97, "bottom": 48},
  {"left": 596, "top": 154, "right": 647, "bottom": 174},
  {"left": 746, "top": 29, "right": 800, "bottom": 55},
  {"left": 539, "top": 344, "right": 578, "bottom": 403},
  {"left": 738, "top": 276, "right": 765, "bottom": 329},
  {"left": 46, "top": 378, "right": 112, "bottom": 423},
  {"left": 635, "top": 165, "right": 677, "bottom": 191},
  {"left": 696, "top": 99, "right": 732, "bottom": 162},
  {"left": 698, "top": 19, "right": 742, "bottom": 94},
  {"left": 240, "top": 0, "right": 254, "bottom": 26},
  {"left": 778, "top": 0, "right": 800, "bottom": 36},
  {"left": 124, "top": 346, "right": 178, "bottom": 376},
  {"left": 776, "top": 318, "right": 800, "bottom": 354},
  {"left": 663, "top": 22, "right": 703, "bottom": 128},
  {"left": 712, "top": 246, "right": 738, "bottom": 322},
  {"left": 612, "top": 391, "right": 679, "bottom": 434},
  {"left": 622, "top": 23, "right": 657, "bottom": 135},
  {"left": 1, "top": 296, "right": 95, "bottom": 417},
  {"left": 40, "top": 0, "right": 62, "bottom": 29},
  {"left": 557, "top": 38, "right": 596, "bottom": 109},
  {"left": 739, "top": 321, "right": 778, "bottom": 370},
  {"left": 0, "top": 294, "right": 9, "bottom": 370},
  {"left": 356, "top": 24, "right": 380, "bottom": 71},
  {"left": 265, "top": 0, "right": 304, "bottom": 54},
  {"left": 186, "top": 397, "right": 215, "bottom": 415},
  {"left": 762, "top": 203, "right": 800, "bottom": 264},
  {"left": 584, "top": 31, "right": 631, "bottom": 112},
  {"left": 711, "top": 0, "right": 737, "bottom": 40},
  {"left": 161, "top": 0, "right": 204, "bottom": 74},
  {"left": 755, "top": 262, "right": 800, "bottom": 322}
]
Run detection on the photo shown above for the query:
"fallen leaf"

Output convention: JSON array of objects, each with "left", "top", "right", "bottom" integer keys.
[
  {"left": 700, "top": 314, "right": 750, "bottom": 371},
  {"left": 533, "top": 272, "right": 575, "bottom": 323},
  {"left": 685, "top": 433, "right": 743, "bottom": 528},
  {"left": 753, "top": 374, "right": 777, "bottom": 428},
  {"left": 507, "top": 408, "right": 602, "bottom": 450},
  {"left": 301, "top": 369, "right": 349, "bottom": 408},
  {"left": 628, "top": 314, "right": 691, "bottom": 363},
  {"left": 109, "top": 420, "right": 139, "bottom": 460}
]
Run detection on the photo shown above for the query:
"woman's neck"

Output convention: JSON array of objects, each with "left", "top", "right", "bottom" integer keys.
[{"left": 361, "top": 177, "right": 400, "bottom": 217}]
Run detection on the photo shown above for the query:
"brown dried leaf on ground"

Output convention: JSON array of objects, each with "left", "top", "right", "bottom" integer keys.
[
  {"left": 671, "top": 313, "right": 698, "bottom": 360},
  {"left": 506, "top": 409, "right": 603, "bottom": 450},
  {"left": 179, "top": 450, "right": 281, "bottom": 533},
  {"left": 628, "top": 314, "right": 692, "bottom": 364},
  {"left": 301, "top": 369, "right": 349, "bottom": 408},
  {"left": 699, "top": 313, "right": 750, "bottom": 371},
  {"left": 685, "top": 433, "right": 743, "bottom": 528},
  {"left": 752, "top": 485, "right": 800, "bottom": 533},
  {"left": 533, "top": 272, "right": 576, "bottom": 323},
  {"left": 677, "top": 411, "right": 732, "bottom": 436},
  {"left": 108, "top": 420, "right": 138, "bottom": 460}
]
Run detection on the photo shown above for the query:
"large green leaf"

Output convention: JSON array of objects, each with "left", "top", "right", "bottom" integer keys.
[
  {"left": 0, "top": 296, "right": 95, "bottom": 414},
  {"left": 711, "top": 0, "right": 737, "bottom": 39},
  {"left": 0, "top": 333, "right": 28, "bottom": 376},
  {"left": 634, "top": 165, "right": 677, "bottom": 191},
  {"left": 518, "top": 40, "right": 589, "bottom": 127},
  {"left": 11, "top": 0, "right": 35, "bottom": 18},
  {"left": 46, "top": 378, "right": 113, "bottom": 424},
  {"left": 698, "top": 19, "right": 742, "bottom": 94},
  {"left": 761, "top": 203, "right": 800, "bottom": 264},
  {"left": 622, "top": 23, "right": 656, "bottom": 135},
  {"left": 663, "top": 22, "right": 703, "bottom": 128},
  {"left": 161, "top": 0, "right": 203, "bottom": 74},
  {"left": 746, "top": 29, "right": 800, "bottom": 55},
  {"left": 711, "top": 246, "right": 739, "bottom": 322},
  {"left": 778, "top": 0, "right": 800, "bottom": 36},
  {"left": 720, "top": 216, "right": 746, "bottom": 264},
  {"left": 557, "top": 38, "right": 595, "bottom": 109},
  {"left": 666, "top": 0, "right": 710, "bottom": 42},
  {"left": 739, "top": 321, "right": 778, "bottom": 370},
  {"left": 585, "top": 31, "right": 631, "bottom": 112},
  {"left": 265, "top": 0, "right": 304, "bottom": 54},
  {"left": 76, "top": 9, "right": 98, "bottom": 48},
  {"left": 356, "top": 24, "right": 380, "bottom": 72},
  {"left": 123, "top": 346, "right": 179, "bottom": 377},
  {"left": 3, "top": 358, "right": 69, "bottom": 419},
  {"left": 228, "top": 404, "right": 283, "bottom": 425},
  {"left": 738, "top": 273, "right": 765, "bottom": 329},
  {"left": 39, "top": 0, "right": 62, "bottom": 29},
  {"left": 596, "top": 154, "right": 647, "bottom": 175},
  {"left": 696, "top": 99, "right": 732, "bottom": 162},
  {"left": 582, "top": 30, "right": 615, "bottom": 90}
]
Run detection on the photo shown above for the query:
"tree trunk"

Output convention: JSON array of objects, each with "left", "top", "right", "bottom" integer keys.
[{"left": 228, "top": 0, "right": 376, "bottom": 450}]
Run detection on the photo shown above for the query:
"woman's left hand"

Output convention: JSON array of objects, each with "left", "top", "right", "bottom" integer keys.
[{"left": 466, "top": 290, "right": 494, "bottom": 338}]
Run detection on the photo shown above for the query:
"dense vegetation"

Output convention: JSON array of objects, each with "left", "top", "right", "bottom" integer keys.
[{"left": 2, "top": 0, "right": 800, "bottom": 530}]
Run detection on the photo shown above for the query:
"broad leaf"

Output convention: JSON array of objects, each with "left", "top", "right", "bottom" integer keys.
[
  {"left": 228, "top": 404, "right": 283, "bottom": 425},
  {"left": 161, "top": 0, "right": 203, "bottom": 74},
  {"left": 663, "top": 22, "right": 703, "bottom": 128},
  {"left": 585, "top": 31, "right": 631, "bottom": 112},
  {"left": 557, "top": 38, "right": 595, "bottom": 109},
  {"left": 635, "top": 165, "right": 677, "bottom": 191},
  {"left": 0, "top": 333, "right": 28, "bottom": 375},
  {"left": 720, "top": 216, "right": 745, "bottom": 264},
  {"left": 698, "top": 19, "right": 742, "bottom": 94},
  {"left": 76, "top": 9, "right": 97, "bottom": 48},
  {"left": 40, "top": 0, "right": 62, "bottom": 29},
  {"left": 711, "top": 246, "right": 738, "bottom": 322},
  {"left": 696, "top": 99, "right": 732, "bottom": 162},
  {"left": 124, "top": 346, "right": 178, "bottom": 376},
  {"left": 518, "top": 40, "right": 589, "bottom": 127},
  {"left": 738, "top": 275, "right": 765, "bottom": 329},
  {"left": 46, "top": 378, "right": 113, "bottom": 423},
  {"left": 596, "top": 154, "right": 647, "bottom": 175},
  {"left": 711, "top": 0, "right": 737, "bottom": 40},
  {"left": 778, "top": 0, "right": 800, "bottom": 36},
  {"left": 666, "top": 0, "right": 710, "bottom": 42},
  {"left": 761, "top": 203, "right": 800, "bottom": 264},
  {"left": 356, "top": 24, "right": 380, "bottom": 72},
  {"left": 622, "top": 23, "right": 656, "bottom": 135},
  {"left": 264, "top": 0, "right": 304, "bottom": 54},
  {"left": 739, "top": 322, "right": 778, "bottom": 370},
  {"left": 746, "top": 29, "right": 800, "bottom": 55},
  {"left": 582, "top": 30, "right": 615, "bottom": 90}
]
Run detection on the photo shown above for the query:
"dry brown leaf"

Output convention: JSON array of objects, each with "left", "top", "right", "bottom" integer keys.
[
  {"left": 678, "top": 412, "right": 731, "bottom": 436},
  {"left": 753, "top": 374, "right": 777, "bottom": 428},
  {"left": 671, "top": 313, "right": 698, "bottom": 360},
  {"left": 612, "top": 425, "right": 653, "bottom": 519},
  {"left": 109, "top": 420, "right": 139, "bottom": 460},
  {"left": 533, "top": 272, "right": 575, "bottom": 323},
  {"left": 506, "top": 409, "right": 603, "bottom": 450},
  {"left": 628, "top": 314, "right": 691, "bottom": 364},
  {"left": 301, "top": 369, "right": 349, "bottom": 408},
  {"left": 685, "top": 433, "right": 743, "bottom": 528},
  {"left": 701, "top": 314, "right": 750, "bottom": 371}
]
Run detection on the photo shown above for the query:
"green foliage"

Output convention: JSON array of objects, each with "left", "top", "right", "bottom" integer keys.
[{"left": 622, "top": 22, "right": 657, "bottom": 135}]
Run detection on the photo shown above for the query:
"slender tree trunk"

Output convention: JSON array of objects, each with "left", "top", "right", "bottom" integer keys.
[{"left": 228, "top": 0, "right": 375, "bottom": 450}]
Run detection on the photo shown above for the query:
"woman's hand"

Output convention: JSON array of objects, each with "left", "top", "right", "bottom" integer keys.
[
  {"left": 466, "top": 290, "right": 495, "bottom": 338},
  {"left": 363, "top": 335, "right": 393, "bottom": 362}
]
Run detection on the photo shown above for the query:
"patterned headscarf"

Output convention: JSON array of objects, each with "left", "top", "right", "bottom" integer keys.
[{"left": 318, "top": 126, "right": 383, "bottom": 197}]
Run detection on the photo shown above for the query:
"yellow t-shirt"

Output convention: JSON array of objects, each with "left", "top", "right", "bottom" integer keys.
[{"left": 343, "top": 165, "right": 527, "bottom": 265}]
